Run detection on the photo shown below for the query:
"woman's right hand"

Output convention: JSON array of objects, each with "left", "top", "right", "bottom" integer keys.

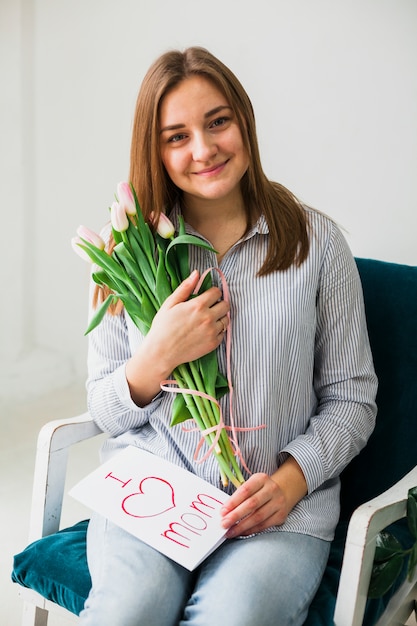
[{"left": 125, "top": 270, "right": 229, "bottom": 406}]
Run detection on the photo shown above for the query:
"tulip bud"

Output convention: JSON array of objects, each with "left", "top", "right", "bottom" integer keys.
[
  {"left": 110, "top": 201, "right": 129, "bottom": 232},
  {"left": 152, "top": 212, "right": 175, "bottom": 239},
  {"left": 71, "top": 236, "right": 92, "bottom": 262},
  {"left": 117, "top": 181, "right": 136, "bottom": 216},
  {"left": 76, "top": 225, "right": 105, "bottom": 250}
]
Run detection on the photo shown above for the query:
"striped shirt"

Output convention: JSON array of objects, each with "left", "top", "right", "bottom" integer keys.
[{"left": 87, "top": 206, "right": 377, "bottom": 541}]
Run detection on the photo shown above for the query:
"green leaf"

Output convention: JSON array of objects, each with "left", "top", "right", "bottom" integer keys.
[
  {"left": 112, "top": 242, "right": 159, "bottom": 314},
  {"left": 197, "top": 351, "right": 218, "bottom": 397},
  {"left": 155, "top": 232, "right": 169, "bottom": 252},
  {"left": 196, "top": 352, "right": 228, "bottom": 401},
  {"left": 215, "top": 370, "right": 229, "bottom": 398},
  {"left": 369, "top": 488, "right": 417, "bottom": 599},
  {"left": 175, "top": 217, "right": 190, "bottom": 282},
  {"left": 128, "top": 219, "right": 157, "bottom": 274},
  {"left": 373, "top": 531, "right": 405, "bottom": 562},
  {"left": 112, "top": 225, "right": 123, "bottom": 245},
  {"left": 155, "top": 246, "right": 173, "bottom": 306},
  {"left": 84, "top": 294, "right": 117, "bottom": 335},
  {"left": 408, "top": 542, "right": 417, "bottom": 582},
  {"left": 118, "top": 233, "right": 155, "bottom": 291},
  {"left": 407, "top": 487, "right": 417, "bottom": 539},
  {"left": 140, "top": 290, "right": 157, "bottom": 327},
  {"left": 197, "top": 271, "right": 213, "bottom": 294},
  {"left": 78, "top": 240, "right": 130, "bottom": 285},
  {"left": 125, "top": 310, "right": 150, "bottom": 336},
  {"left": 170, "top": 394, "right": 193, "bottom": 426},
  {"left": 166, "top": 235, "right": 217, "bottom": 284},
  {"left": 178, "top": 215, "right": 186, "bottom": 237},
  {"left": 91, "top": 270, "right": 121, "bottom": 293},
  {"left": 129, "top": 184, "right": 156, "bottom": 255},
  {"left": 113, "top": 291, "right": 150, "bottom": 335},
  {"left": 368, "top": 552, "right": 404, "bottom": 598},
  {"left": 113, "top": 242, "right": 143, "bottom": 285},
  {"left": 166, "top": 234, "right": 217, "bottom": 255},
  {"left": 163, "top": 245, "right": 181, "bottom": 291}
]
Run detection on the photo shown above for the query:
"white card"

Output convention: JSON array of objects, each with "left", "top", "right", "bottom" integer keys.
[{"left": 69, "top": 446, "right": 230, "bottom": 570}]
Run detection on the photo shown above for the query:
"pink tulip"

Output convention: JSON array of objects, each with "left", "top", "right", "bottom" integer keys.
[
  {"left": 151, "top": 212, "right": 175, "bottom": 239},
  {"left": 117, "top": 181, "right": 136, "bottom": 216},
  {"left": 110, "top": 201, "right": 129, "bottom": 232},
  {"left": 71, "top": 237, "right": 92, "bottom": 262},
  {"left": 76, "top": 225, "right": 105, "bottom": 250}
]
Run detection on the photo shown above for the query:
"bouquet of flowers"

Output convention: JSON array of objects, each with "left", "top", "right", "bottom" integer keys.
[{"left": 72, "top": 182, "right": 245, "bottom": 488}]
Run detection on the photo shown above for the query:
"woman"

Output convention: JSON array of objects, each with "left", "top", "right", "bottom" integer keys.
[{"left": 80, "top": 47, "right": 377, "bottom": 625}]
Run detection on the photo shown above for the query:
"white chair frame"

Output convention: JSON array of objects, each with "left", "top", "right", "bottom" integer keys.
[{"left": 16, "top": 412, "right": 417, "bottom": 626}]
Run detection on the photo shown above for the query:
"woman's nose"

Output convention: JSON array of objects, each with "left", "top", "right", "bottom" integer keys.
[{"left": 192, "top": 133, "right": 217, "bottom": 162}]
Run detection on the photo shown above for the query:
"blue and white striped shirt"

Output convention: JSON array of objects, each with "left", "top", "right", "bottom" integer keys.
[{"left": 87, "top": 206, "right": 377, "bottom": 541}]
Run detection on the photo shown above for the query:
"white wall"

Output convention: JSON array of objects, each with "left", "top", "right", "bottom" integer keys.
[{"left": 1, "top": 0, "right": 416, "bottom": 400}]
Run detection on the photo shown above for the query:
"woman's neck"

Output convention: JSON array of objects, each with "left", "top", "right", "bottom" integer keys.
[
  {"left": 181, "top": 191, "right": 246, "bottom": 229},
  {"left": 181, "top": 196, "right": 248, "bottom": 263}
]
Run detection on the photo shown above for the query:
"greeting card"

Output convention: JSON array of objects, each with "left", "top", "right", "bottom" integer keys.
[{"left": 69, "top": 446, "right": 230, "bottom": 570}]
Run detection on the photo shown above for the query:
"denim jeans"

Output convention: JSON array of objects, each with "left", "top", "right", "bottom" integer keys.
[{"left": 79, "top": 512, "right": 330, "bottom": 626}]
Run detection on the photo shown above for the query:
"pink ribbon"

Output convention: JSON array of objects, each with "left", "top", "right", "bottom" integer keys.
[{"left": 160, "top": 267, "right": 266, "bottom": 475}]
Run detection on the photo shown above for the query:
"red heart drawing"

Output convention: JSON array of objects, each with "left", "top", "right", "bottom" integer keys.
[{"left": 121, "top": 476, "right": 176, "bottom": 518}]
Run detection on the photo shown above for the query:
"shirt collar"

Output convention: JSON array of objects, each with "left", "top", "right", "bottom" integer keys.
[{"left": 168, "top": 203, "right": 270, "bottom": 238}]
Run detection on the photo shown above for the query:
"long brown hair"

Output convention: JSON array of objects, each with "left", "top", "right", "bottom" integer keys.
[{"left": 94, "top": 47, "right": 310, "bottom": 309}]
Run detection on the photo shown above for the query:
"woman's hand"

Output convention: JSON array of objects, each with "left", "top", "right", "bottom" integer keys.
[
  {"left": 147, "top": 269, "right": 229, "bottom": 370},
  {"left": 221, "top": 457, "right": 308, "bottom": 537},
  {"left": 126, "top": 270, "right": 229, "bottom": 406}
]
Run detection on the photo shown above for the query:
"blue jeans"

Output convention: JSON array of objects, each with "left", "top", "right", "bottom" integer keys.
[{"left": 79, "top": 513, "right": 330, "bottom": 626}]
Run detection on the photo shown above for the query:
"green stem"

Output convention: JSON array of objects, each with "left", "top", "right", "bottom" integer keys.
[
  {"left": 187, "top": 362, "right": 244, "bottom": 484},
  {"left": 175, "top": 365, "right": 220, "bottom": 452},
  {"left": 187, "top": 363, "right": 219, "bottom": 430},
  {"left": 174, "top": 363, "right": 244, "bottom": 488},
  {"left": 173, "top": 368, "right": 229, "bottom": 486}
]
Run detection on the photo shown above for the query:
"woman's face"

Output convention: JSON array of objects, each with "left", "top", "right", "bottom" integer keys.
[{"left": 159, "top": 75, "right": 249, "bottom": 210}]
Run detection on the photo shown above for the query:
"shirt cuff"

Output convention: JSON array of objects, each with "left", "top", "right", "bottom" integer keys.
[
  {"left": 280, "top": 439, "right": 325, "bottom": 494},
  {"left": 113, "top": 363, "right": 163, "bottom": 412}
]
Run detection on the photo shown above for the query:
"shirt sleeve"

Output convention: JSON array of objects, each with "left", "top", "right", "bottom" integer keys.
[
  {"left": 282, "top": 222, "right": 378, "bottom": 493},
  {"left": 85, "top": 290, "right": 161, "bottom": 436}
]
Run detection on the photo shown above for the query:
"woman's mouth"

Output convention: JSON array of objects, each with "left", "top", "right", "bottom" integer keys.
[{"left": 194, "top": 160, "right": 229, "bottom": 176}]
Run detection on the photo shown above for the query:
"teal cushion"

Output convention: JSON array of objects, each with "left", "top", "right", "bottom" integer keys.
[{"left": 11, "top": 520, "right": 90, "bottom": 615}]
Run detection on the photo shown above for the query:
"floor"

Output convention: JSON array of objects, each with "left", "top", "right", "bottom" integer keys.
[{"left": 1, "top": 382, "right": 416, "bottom": 625}]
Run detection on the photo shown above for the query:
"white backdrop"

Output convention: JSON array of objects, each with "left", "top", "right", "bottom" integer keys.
[{"left": 1, "top": 0, "right": 416, "bottom": 399}]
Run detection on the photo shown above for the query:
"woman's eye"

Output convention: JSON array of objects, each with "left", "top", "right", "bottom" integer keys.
[
  {"left": 211, "top": 117, "right": 229, "bottom": 128},
  {"left": 168, "top": 133, "right": 186, "bottom": 143}
]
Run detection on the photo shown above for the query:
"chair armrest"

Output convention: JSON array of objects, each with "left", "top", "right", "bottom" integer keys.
[
  {"left": 28, "top": 412, "right": 102, "bottom": 542},
  {"left": 334, "top": 464, "right": 417, "bottom": 625}
]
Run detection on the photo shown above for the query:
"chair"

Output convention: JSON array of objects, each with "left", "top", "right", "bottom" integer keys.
[{"left": 12, "top": 258, "right": 417, "bottom": 625}]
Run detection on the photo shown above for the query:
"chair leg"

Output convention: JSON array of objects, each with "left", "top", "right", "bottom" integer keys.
[{"left": 22, "top": 602, "right": 48, "bottom": 626}]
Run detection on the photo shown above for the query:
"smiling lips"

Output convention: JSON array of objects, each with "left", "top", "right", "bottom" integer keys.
[{"left": 194, "top": 159, "right": 229, "bottom": 176}]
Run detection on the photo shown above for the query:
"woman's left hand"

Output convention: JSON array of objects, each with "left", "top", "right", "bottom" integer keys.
[
  {"left": 220, "top": 457, "right": 308, "bottom": 538},
  {"left": 220, "top": 473, "right": 289, "bottom": 537}
]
